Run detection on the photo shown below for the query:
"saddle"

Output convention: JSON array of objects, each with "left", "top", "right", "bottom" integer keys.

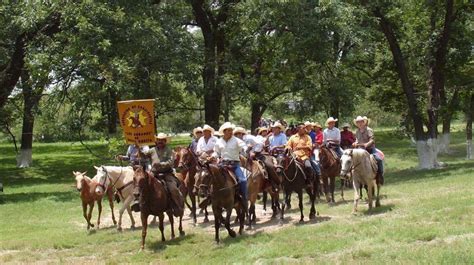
[
  {"left": 219, "top": 165, "right": 238, "bottom": 186},
  {"left": 328, "top": 148, "right": 340, "bottom": 161}
]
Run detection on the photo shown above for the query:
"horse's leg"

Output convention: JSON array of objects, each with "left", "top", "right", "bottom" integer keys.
[
  {"left": 340, "top": 178, "right": 345, "bottom": 201},
  {"left": 190, "top": 192, "right": 197, "bottom": 224},
  {"left": 107, "top": 189, "right": 117, "bottom": 225},
  {"left": 367, "top": 181, "right": 375, "bottom": 213},
  {"left": 330, "top": 176, "right": 336, "bottom": 203},
  {"left": 286, "top": 193, "right": 292, "bottom": 210},
  {"left": 375, "top": 184, "right": 381, "bottom": 207},
  {"left": 203, "top": 206, "right": 209, "bottom": 223},
  {"left": 224, "top": 206, "right": 237, "bottom": 238},
  {"left": 262, "top": 191, "right": 268, "bottom": 212},
  {"left": 87, "top": 202, "right": 95, "bottom": 228},
  {"left": 279, "top": 190, "right": 288, "bottom": 225},
  {"left": 168, "top": 212, "right": 175, "bottom": 239},
  {"left": 352, "top": 180, "right": 360, "bottom": 214},
  {"left": 158, "top": 213, "right": 165, "bottom": 242},
  {"left": 270, "top": 192, "right": 279, "bottom": 219},
  {"left": 307, "top": 187, "right": 316, "bottom": 220},
  {"left": 297, "top": 190, "right": 304, "bottom": 223},
  {"left": 97, "top": 199, "right": 102, "bottom": 228},
  {"left": 322, "top": 175, "right": 331, "bottom": 204},
  {"left": 140, "top": 213, "right": 148, "bottom": 250},
  {"left": 124, "top": 196, "right": 136, "bottom": 229},
  {"left": 82, "top": 201, "right": 91, "bottom": 229},
  {"left": 213, "top": 206, "right": 221, "bottom": 243},
  {"left": 178, "top": 213, "right": 185, "bottom": 236}
]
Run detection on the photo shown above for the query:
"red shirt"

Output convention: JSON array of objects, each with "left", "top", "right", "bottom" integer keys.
[
  {"left": 341, "top": 130, "right": 355, "bottom": 146},
  {"left": 315, "top": 131, "right": 323, "bottom": 146}
]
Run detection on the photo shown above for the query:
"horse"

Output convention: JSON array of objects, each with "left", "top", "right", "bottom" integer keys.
[
  {"left": 174, "top": 146, "right": 201, "bottom": 224},
  {"left": 73, "top": 171, "right": 116, "bottom": 229},
  {"left": 319, "top": 146, "right": 341, "bottom": 204},
  {"left": 196, "top": 162, "right": 245, "bottom": 243},
  {"left": 340, "top": 149, "right": 381, "bottom": 214},
  {"left": 93, "top": 166, "right": 136, "bottom": 231},
  {"left": 278, "top": 150, "right": 317, "bottom": 224},
  {"left": 241, "top": 155, "right": 280, "bottom": 224},
  {"left": 133, "top": 166, "right": 184, "bottom": 250}
]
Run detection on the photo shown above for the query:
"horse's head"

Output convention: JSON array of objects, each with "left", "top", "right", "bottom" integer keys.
[
  {"left": 132, "top": 165, "right": 147, "bottom": 203},
  {"left": 195, "top": 166, "right": 213, "bottom": 198},
  {"left": 177, "top": 147, "right": 192, "bottom": 170},
  {"left": 73, "top": 171, "right": 88, "bottom": 191},
  {"left": 93, "top": 166, "right": 110, "bottom": 196},
  {"left": 340, "top": 149, "right": 354, "bottom": 178}
]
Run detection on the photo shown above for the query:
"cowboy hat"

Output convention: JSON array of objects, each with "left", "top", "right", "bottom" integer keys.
[
  {"left": 233, "top": 127, "right": 246, "bottom": 135},
  {"left": 218, "top": 122, "right": 235, "bottom": 135},
  {"left": 193, "top": 126, "right": 203, "bottom": 137},
  {"left": 304, "top": 121, "right": 313, "bottom": 127},
  {"left": 353, "top": 116, "right": 369, "bottom": 126},
  {"left": 258, "top": 127, "right": 269, "bottom": 135},
  {"left": 313, "top": 122, "right": 322, "bottom": 129},
  {"left": 325, "top": 117, "right": 338, "bottom": 126},
  {"left": 155, "top": 133, "right": 171, "bottom": 143},
  {"left": 341, "top": 123, "right": 351, "bottom": 128},
  {"left": 202, "top": 124, "right": 215, "bottom": 134},
  {"left": 271, "top": 122, "right": 285, "bottom": 131}
]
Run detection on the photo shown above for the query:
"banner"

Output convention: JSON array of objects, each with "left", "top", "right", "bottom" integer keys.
[{"left": 117, "top": 99, "right": 155, "bottom": 146}]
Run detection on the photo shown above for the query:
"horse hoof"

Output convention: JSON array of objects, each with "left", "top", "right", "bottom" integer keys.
[
  {"left": 229, "top": 230, "right": 237, "bottom": 238},
  {"left": 131, "top": 226, "right": 136, "bottom": 230},
  {"left": 203, "top": 217, "right": 209, "bottom": 223},
  {"left": 117, "top": 227, "right": 123, "bottom": 232},
  {"left": 299, "top": 219, "right": 304, "bottom": 224},
  {"left": 180, "top": 231, "right": 186, "bottom": 237},
  {"left": 328, "top": 202, "right": 336, "bottom": 207},
  {"left": 309, "top": 214, "right": 316, "bottom": 220},
  {"left": 90, "top": 224, "right": 95, "bottom": 228},
  {"left": 278, "top": 220, "right": 284, "bottom": 226}
]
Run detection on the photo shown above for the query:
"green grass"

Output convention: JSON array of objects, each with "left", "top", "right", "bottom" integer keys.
[{"left": 1, "top": 131, "right": 473, "bottom": 264}]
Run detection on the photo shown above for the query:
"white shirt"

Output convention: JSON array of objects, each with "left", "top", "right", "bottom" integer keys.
[
  {"left": 323, "top": 127, "right": 341, "bottom": 145},
  {"left": 212, "top": 136, "right": 247, "bottom": 161},
  {"left": 244, "top": 135, "right": 264, "bottom": 153},
  {"left": 196, "top": 136, "right": 217, "bottom": 154}
]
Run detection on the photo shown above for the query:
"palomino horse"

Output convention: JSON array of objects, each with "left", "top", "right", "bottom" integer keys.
[
  {"left": 340, "top": 149, "right": 381, "bottom": 213},
  {"left": 73, "top": 171, "right": 117, "bottom": 229},
  {"left": 93, "top": 166, "right": 136, "bottom": 231},
  {"left": 174, "top": 146, "right": 201, "bottom": 224},
  {"left": 196, "top": 163, "right": 245, "bottom": 243},
  {"left": 133, "top": 166, "right": 184, "bottom": 250},
  {"left": 279, "top": 150, "right": 318, "bottom": 224},
  {"left": 241, "top": 155, "right": 280, "bottom": 224},
  {"left": 319, "top": 146, "right": 341, "bottom": 204}
]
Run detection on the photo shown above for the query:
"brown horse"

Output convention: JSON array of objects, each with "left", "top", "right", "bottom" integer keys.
[
  {"left": 319, "top": 146, "right": 341, "bottom": 204},
  {"left": 73, "top": 171, "right": 117, "bottom": 230},
  {"left": 278, "top": 150, "right": 318, "bottom": 224},
  {"left": 241, "top": 156, "right": 280, "bottom": 224},
  {"left": 196, "top": 163, "right": 245, "bottom": 243},
  {"left": 132, "top": 167, "right": 184, "bottom": 250}
]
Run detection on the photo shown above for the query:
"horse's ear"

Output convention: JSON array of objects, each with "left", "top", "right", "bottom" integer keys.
[
  {"left": 82, "top": 171, "right": 87, "bottom": 175},
  {"left": 72, "top": 171, "right": 77, "bottom": 175},
  {"left": 94, "top": 166, "right": 100, "bottom": 170}
]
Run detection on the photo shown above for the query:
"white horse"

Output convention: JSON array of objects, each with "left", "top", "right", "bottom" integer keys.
[
  {"left": 93, "top": 166, "right": 136, "bottom": 231},
  {"left": 340, "top": 149, "right": 381, "bottom": 214}
]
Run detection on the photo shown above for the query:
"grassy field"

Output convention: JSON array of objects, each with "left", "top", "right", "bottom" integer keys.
[{"left": 0, "top": 130, "right": 473, "bottom": 264}]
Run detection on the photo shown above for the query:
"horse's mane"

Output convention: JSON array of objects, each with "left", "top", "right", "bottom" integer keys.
[{"left": 347, "top": 149, "right": 374, "bottom": 176}]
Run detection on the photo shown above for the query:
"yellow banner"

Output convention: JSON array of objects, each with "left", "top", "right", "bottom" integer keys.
[{"left": 117, "top": 99, "right": 155, "bottom": 146}]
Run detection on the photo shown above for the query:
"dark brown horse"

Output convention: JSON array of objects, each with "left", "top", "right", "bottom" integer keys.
[
  {"left": 319, "top": 146, "right": 341, "bottom": 204},
  {"left": 132, "top": 167, "right": 184, "bottom": 250},
  {"left": 196, "top": 163, "right": 245, "bottom": 243},
  {"left": 174, "top": 146, "right": 200, "bottom": 224},
  {"left": 278, "top": 150, "right": 317, "bottom": 224}
]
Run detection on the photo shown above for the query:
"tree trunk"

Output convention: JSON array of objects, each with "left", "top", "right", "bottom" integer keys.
[
  {"left": 17, "top": 72, "right": 44, "bottom": 168},
  {"left": 439, "top": 89, "right": 459, "bottom": 154},
  {"left": 250, "top": 102, "right": 267, "bottom": 133},
  {"left": 107, "top": 88, "right": 118, "bottom": 135},
  {"left": 466, "top": 93, "right": 473, "bottom": 160}
]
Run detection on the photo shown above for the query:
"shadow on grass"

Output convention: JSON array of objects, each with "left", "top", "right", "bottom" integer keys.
[
  {"left": 363, "top": 203, "right": 395, "bottom": 216},
  {"left": 0, "top": 190, "right": 76, "bottom": 204},
  {"left": 148, "top": 233, "right": 194, "bottom": 252}
]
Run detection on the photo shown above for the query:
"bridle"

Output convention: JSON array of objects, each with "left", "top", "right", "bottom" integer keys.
[
  {"left": 340, "top": 150, "right": 361, "bottom": 180},
  {"left": 280, "top": 150, "right": 305, "bottom": 183},
  {"left": 98, "top": 166, "right": 125, "bottom": 192}
]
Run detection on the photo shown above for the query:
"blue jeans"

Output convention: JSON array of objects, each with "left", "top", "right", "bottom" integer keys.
[
  {"left": 232, "top": 163, "right": 248, "bottom": 200},
  {"left": 310, "top": 156, "right": 321, "bottom": 176},
  {"left": 368, "top": 148, "right": 383, "bottom": 176}
]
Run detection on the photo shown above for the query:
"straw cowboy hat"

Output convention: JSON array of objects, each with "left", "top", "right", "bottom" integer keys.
[
  {"left": 325, "top": 117, "right": 338, "bottom": 126},
  {"left": 341, "top": 123, "right": 351, "bottom": 128},
  {"left": 271, "top": 122, "right": 285, "bottom": 131},
  {"left": 304, "top": 121, "right": 314, "bottom": 127},
  {"left": 218, "top": 122, "right": 235, "bottom": 135},
  {"left": 202, "top": 124, "right": 215, "bottom": 134},
  {"left": 258, "top": 127, "right": 269, "bottom": 135},
  {"left": 155, "top": 133, "right": 171, "bottom": 143},
  {"left": 193, "top": 126, "right": 203, "bottom": 137},
  {"left": 313, "top": 122, "right": 322, "bottom": 129},
  {"left": 353, "top": 116, "right": 369, "bottom": 126},
  {"left": 233, "top": 126, "right": 247, "bottom": 135}
]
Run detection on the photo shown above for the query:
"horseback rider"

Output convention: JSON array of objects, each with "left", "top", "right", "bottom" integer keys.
[
  {"left": 323, "top": 117, "right": 343, "bottom": 158},
  {"left": 189, "top": 126, "right": 203, "bottom": 154},
  {"left": 305, "top": 121, "right": 316, "bottom": 144},
  {"left": 340, "top": 123, "right": 356, "bottom": 149},
  {"left": 286, "top": 123, "right": 321, "bottom": 185},
  {"left": 268, "top": 122, "right": 287, "bottom": 155},
  {"left": 210, "top": 122, "right": 249, "bottom": 211},
  {"left": 196, "top": 124, "right": 217, "bottom": 157},
  {"left": 147, "top": 133, "right": 184, "bottom": 217},
  {"left": 352, "top": 116, "right": 384, "bottom": 184},
  {"left": 116, "top": 144, "right": 150, "bottom": 168}
]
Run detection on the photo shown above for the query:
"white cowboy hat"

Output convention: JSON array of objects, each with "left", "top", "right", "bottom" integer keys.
[
  {"left": 233, "top": 127, "right": 246, "bottom": 135},
  {"left": 202, "top": 124, "right": 215, "bottom": 134},
  {"left": 353, "top": 116, "right": 369, "bottom": 126},
  {"left": 218, "top": 122, "right": 235, "bottom": 135},
  {"left": 325, "top": 117, "right": 338, "bottom": 126},
  {"left": 341, "top": 123, "right": 351, "bottom": 128},
  {"left": 271, "top": 122, "right": 285, "bottom": 131},
  {"left": 304, "top": 121, "right": 313, "bottom": 127},
  {"left": 155, "top": 133, "right": 171, "bottom": 143},
  {"left": 193, "top": 126, "right": 203, "bottom": 137},
  {"left": 313, "top": 122, "right": 322, "bottom": 129},
  {"left": 258, "top": 127, "right": 269, "bottom": 135}
]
